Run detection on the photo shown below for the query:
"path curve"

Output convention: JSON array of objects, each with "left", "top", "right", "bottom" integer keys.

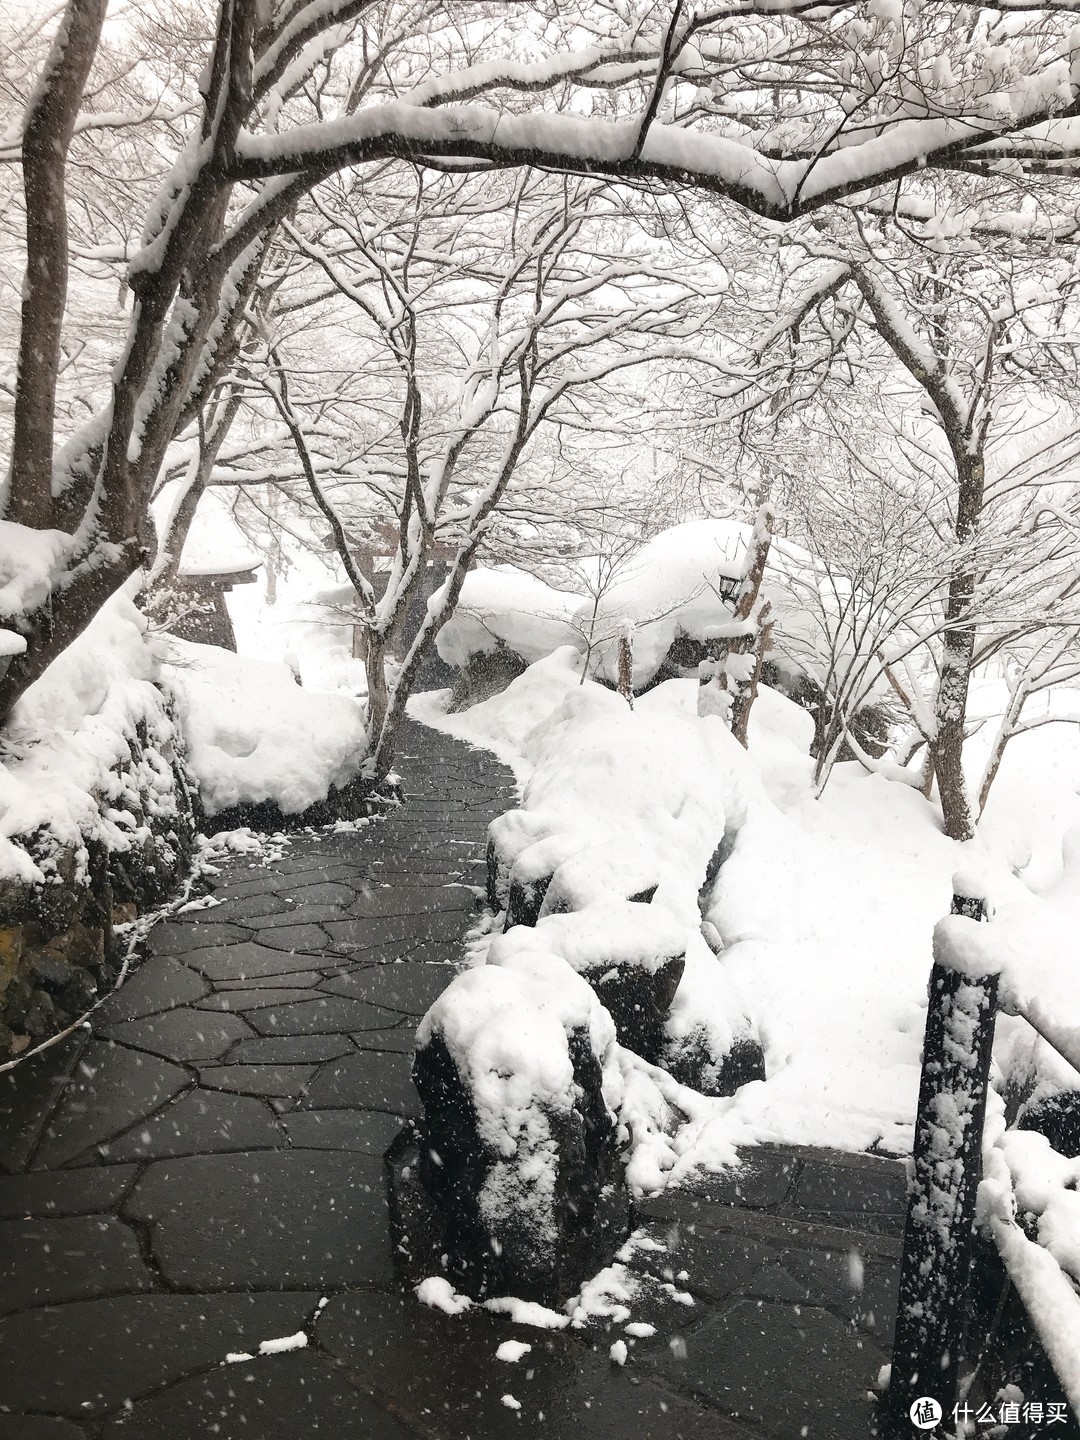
[{"left": 0, "top": 718, "right": 902, "bottom": 1440}]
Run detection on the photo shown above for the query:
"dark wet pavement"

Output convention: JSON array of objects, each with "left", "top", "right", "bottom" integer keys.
[{"left": 0, "top": 719, "right": 904, "bottom": 1439}]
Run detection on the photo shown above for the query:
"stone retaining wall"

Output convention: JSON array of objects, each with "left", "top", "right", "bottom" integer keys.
[{"left": 0, "top": 710, "right": 199, "bottom": 1061}]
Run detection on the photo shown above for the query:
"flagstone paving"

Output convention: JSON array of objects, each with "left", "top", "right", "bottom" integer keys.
[{"left": 0, "top": 719, "right": 903, "bottom": 1439}]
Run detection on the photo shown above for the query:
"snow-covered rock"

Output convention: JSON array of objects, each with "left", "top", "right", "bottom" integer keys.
[
  {"left": 0, "top": 589, "right": 198, "bottom": 1057},
  {"left": 490, "top": 904, "right": 687, "bottom": 1064},
  {"left": 447, "top": 645, "right": 526, "bottom": 715},
  {"left": 413, "top": 950, "right": 629, "bottom": 1302},
  {"left": 660, "top": 932, "right": 766, "bottom": 1096},
  {"left": 161, "top": 639, "right": 369, "bottom": 819}
]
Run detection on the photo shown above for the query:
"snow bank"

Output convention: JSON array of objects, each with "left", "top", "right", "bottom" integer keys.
[
  {"left": 416, "top": 634, "right": 1080, "bottom": 1184},
  {"left": 410, "top": 646, "right": 587, "bottom": 776},
  {"left": 431, "top": 566, "right": 582, "bottom": 668},
  {"left": 499, "top": 658, "right": 745, "bottom": 924},
  {"left": 0, "top": 589, "right": 186, "bottom": 887},
  {"left": 161, "top": 639, "right": 367, "bottom": 817},
  {"left": 0, "top": 522, "right": 72, "bottom": 629},
  {"left": 414, "top": 654, "right": 1019, "bottom": 1169},
  {"left": 0, "top": 585, "right": 201, "bottom": 1056},
  {"left": 981, "top": 1121, "right": 1080, "bottom": 1415}
]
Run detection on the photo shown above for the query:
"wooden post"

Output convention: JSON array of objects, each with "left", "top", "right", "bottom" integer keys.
[{"left": 886, "top": 887, "right": 999, "bottom": 1429}]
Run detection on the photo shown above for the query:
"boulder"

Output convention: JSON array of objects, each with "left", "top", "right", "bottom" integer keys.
[
  {"left": 412, "top": 954, "right": 628, "bottom": 1303},
  {"left": 490, "top": 903, "right": 687, "bottom": 1065},
  {"left": 660, "top": 1025, "right": 766, "bottom": 1097},
  {"left": 537, "top": 839, "right": 664, "bottom": 918},
  {"left": 204, "top": 769, "right": 401, "bottom": 834},
  {"left": 1018, "top": 1092, "right": 1080, "bottom": 1158},
  {"left": 660, "top": 937, "right": 766, "bottom": 1098},
  {"left": 484, "top": 809, "right": 553, "bottom": 911},
  {"left": 503, "top": 833, "right": 586, "bottom": 929},
  {"left": 446, "top": 645, "right": 527, "bottom": 715}
]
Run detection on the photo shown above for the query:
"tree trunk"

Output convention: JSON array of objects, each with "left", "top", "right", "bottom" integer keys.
[
  {"left": 698, "top": 501, "right": 774, "bottom": 735},
  {"left": 731, "top": 609, "right": 771, "bottom": 747},
  {"left": 930, "top": 450, "right": 984, "bottom": 842},
  {"left": 931, "top": 631, "right": 976, "bottom": 841},
  {"left": 617, "top": 628, "right": 634, "bottom": 708},
  {"left": 364, "top": 629, "right": 391, "bottom": 765},
  {"left": 7, "top": 0, "right": 108, "bottom": 527}
]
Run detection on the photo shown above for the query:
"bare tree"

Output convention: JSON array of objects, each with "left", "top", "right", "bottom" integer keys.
[
  {"left": 241, "top": 168, "right": 722, "bottom": 774},
  {"left": 708, "top": 210, "right": 1080, "bottom": 837},
  {"left": 9, "top": 0, "right": 1080, "bottom": 749}
]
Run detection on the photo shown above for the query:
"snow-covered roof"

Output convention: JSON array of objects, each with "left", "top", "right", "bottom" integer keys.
[
  {"left": 151, "top": 483, "right": 262, "bottom": 576},
  {"left": 431, "top": 565, "right": 582, "bottom": 668}
]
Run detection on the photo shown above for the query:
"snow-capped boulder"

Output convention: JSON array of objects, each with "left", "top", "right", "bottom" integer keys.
[
  {"left": 490, "top": 903, "right": 687, "bottom": 1065},
  {"left": 413, "top": 952, "right": 628, "bottom": 1302},
  {"left": 504, "top": 831, "right": 585, "bottom": 928},
  {"left": 659, "top": 933, "right": 766, "bottom": 1096},
  {"left": 446, "top": 644, "right": 527, "bottom": 715}
]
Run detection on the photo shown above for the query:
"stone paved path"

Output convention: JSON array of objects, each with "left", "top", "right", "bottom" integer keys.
[{"left": 0, "top": 719, "right": 904, "bottom": 1440}]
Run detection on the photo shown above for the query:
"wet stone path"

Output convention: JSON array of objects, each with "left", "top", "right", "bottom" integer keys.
[{"left": 0, "top": 720, "right": 904, "bottom": 1440}]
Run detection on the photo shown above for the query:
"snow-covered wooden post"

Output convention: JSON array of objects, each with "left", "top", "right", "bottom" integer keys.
[{"left": 887, "top": 878, "right": 1001, "bottom": 1427}]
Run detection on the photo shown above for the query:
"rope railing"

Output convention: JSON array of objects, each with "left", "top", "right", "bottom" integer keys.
[{"left": 1005, "top": 993, "right": 1080, "bottom": 1079}]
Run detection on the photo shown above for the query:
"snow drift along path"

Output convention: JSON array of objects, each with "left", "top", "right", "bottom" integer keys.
[{"left": 411, "top": 650, "right": 1052, "bottom": 1174}]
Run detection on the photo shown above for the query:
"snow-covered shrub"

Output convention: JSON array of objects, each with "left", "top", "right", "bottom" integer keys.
[
  {"left": 0, "top": 590, "right": 197, "bottom": 1056},
  {"left": 413, "top": 949, "right": 628, "bottom": 1302},
  {"left": 161, "top": 638, "right": 371, "bottom": 822}
]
